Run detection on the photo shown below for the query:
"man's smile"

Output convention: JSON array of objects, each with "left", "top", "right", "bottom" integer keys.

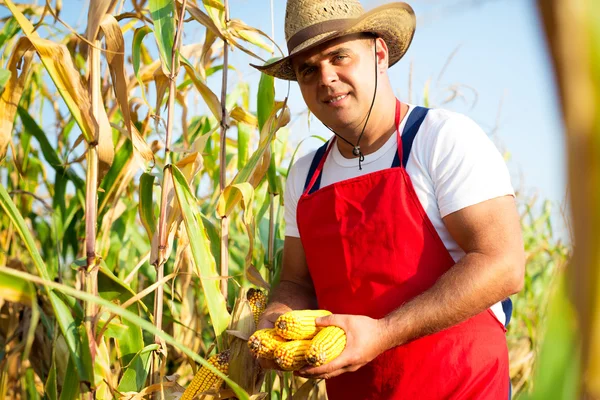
[{"left": 323, "top": 93, "right": 349, "bottom": 105}]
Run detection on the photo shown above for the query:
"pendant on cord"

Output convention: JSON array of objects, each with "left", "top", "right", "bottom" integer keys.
[{"left": 353, "top": 146, "right": 361, "bottom": 157}]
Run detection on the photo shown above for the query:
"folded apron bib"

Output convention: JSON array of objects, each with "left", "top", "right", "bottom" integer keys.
[{"left": 296, "top": 100, "right": 509, "bottom": 399}]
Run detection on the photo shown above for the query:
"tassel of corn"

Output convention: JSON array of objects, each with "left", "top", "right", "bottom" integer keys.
[
  {"left": 248, "top": 328, "right": 287, "bottom": 359},
  {"left": 274, "top": 340, "right": 312, "bottom": 371},
  {"left": 275, "top": 310, "right": 332, "bottom": 340},
  {"left": 247, "top": 288, "right": 267, "bottom": 325},
  {"left": 181, "top": 350, "right": 230, "bottom": 400},
  {"left": 306, "top": 326, "right": 347, "bottom": 367}
]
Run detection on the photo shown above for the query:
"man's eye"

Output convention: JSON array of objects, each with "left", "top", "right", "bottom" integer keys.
[
  {"left": 334, "top": 55, "right": 347, "bottom": 61},
  {"left": 303, "top": 67, "right": 315, "bottom": 76}
]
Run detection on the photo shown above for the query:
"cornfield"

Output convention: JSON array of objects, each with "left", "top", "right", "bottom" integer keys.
[{"left": 0, "top": 0, "right": 595, "bottom": 399}]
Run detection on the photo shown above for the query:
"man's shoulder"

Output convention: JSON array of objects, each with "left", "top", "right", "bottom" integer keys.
[
  {"left": 289, "top": 143, "right": 328, "bottom": 180},
  {"left": 421, "top": 107, "right": 478, "bottom": 131}
]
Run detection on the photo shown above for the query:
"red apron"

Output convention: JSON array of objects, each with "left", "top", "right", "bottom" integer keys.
[{"left": 296, "top": 100, "right": 509, "bottom": 399}]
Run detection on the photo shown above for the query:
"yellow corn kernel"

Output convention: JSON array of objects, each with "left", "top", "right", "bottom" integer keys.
[
  {"left": 275, "top": 310, "right": 332, "bottom": 340},
  {"left": 248, "top": 328, "right": 287, "bottom": 359},
  {"left": 274, "top": 340, "right": 312, "bottom": 371},
  {"left": 247, "top": 288, "right": 267, "bottom": 325},
  {"left": 180, "top": 350, "right": 230, "bottom": 400},
  {"left": 306, "top": 326, "right": 347, "bottom": 367}
]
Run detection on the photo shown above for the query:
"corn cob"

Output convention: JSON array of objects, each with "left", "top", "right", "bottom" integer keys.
[
  {"left": 274, "top": 340, "right": 312, "bottom": 371},
  {"left": 247, "top": 288, "right": 267, "bottom": 325},
  {"left": 181, "top": 349, "right": 230, "bottom": 400},
  {"left": 305, "top": 326, "right": 347, "bottom": 367},
  {"left": 247, "top": 328, "right": 287, "bottom": 359},
  {"left": 275, "top": 310, "right": 332, "bottom": 340}
]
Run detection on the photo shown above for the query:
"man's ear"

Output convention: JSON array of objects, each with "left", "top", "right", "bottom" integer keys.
[{"left": 375, "top": 37, "right": 389, "bottom": 71}]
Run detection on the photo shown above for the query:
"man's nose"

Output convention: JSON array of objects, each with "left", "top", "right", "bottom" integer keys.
[{"left": 319, "top": 64, "right": 338, "bottom": 86}]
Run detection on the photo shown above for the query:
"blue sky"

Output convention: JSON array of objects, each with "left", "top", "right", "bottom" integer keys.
[{"left": 2, "top": 0, "right": 568, "bottom": 236}]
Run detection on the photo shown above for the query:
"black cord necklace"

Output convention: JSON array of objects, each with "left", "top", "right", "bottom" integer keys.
[{"left": 325, "top": 38, "right": 379, "bottom": 170}]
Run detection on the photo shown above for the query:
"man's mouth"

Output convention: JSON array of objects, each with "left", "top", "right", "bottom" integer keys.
[{"left": 324, "top": 94, "right": 348, "bottom": 104}]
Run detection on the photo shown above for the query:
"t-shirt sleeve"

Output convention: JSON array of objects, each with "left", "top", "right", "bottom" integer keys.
[
  {"left": 424, "top": 113, "right": 515, "bottom": 217},
  {"left": 284, "top": 152, "right": 315, "bottom": 237}
]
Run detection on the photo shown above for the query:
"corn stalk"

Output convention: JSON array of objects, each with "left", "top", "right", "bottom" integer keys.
[
  {"left": 152, "top": 0, "right": 188, "bottom": 385},
  {"left": 219, "top": 0, "right": 231, "bottom": 299}
]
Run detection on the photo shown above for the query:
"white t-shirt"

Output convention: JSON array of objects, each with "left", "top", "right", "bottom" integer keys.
[{"left": 284, "top": 104, "right": 515, "bottom": 324}]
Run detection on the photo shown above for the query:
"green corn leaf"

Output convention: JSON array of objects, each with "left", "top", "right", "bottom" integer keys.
[
  {"left": 0, "top": 68, "right": 10, "bottom": 92},
  {"left": 237, "top": 122, "right": 251, "bottom": 170},
  {"left": 98, "top": 139, "right": 133, "bottom": 215},
  {"left": 0, "top": 267, "right": 250, "bottom": 400},
  {"left": 117, "top": 344, "right": 157, "bottom": 393},
  {"left": 45, "top": 350, "right": 58, "bottom": 400},
  {"left": 139, "top": 172, "right": 157, "bottom": 242},
  {"left": 59, "top": 356, "right": 80, "bottom": 400},
  {"left": 257, "top": 64, "right": 276, "bottom": 132},
  {"left": 267, "top": 144, "right": 279, "bottom": 194},
  {"left": 132, "top": 26, "right": 152, "bottom": 104},
  {"left": 527, "top": 276, "right": 580, "bottom": 400},
  {"left": 201, "top": 214, "right": 221, "bottom": 270},
  {"left": 98, "top": 261, "right": 150, "bottom": 315},
  {"left": 0, "top": 17, "right": 21, "bottom": 48},
  {"left": 18, "top": 107, "right": 85, "bottom": 193},
  {"left": 0, "top": 184, "right": 91, "bottom": 384},
  {"left": 149, "top": 0, "right": 176, "bottom": 75},
  {"left": 171, "top": 165, "right": 231, "bottom": 345}
]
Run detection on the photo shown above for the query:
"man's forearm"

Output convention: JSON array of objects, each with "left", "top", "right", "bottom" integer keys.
[
  {"left": 380, "top": 252, "right": 523, "bottom": 350},
  {"left": 263, "top": 280, "right": 318, "bottom": 318}
]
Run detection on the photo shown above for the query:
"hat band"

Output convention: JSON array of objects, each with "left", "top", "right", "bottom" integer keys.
[{"left": 287, "top": 18, "right": 355, "bottom": 53}]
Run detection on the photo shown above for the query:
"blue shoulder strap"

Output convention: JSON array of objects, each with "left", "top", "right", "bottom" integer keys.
[
  {"left": 392, "top": 106, "right": 429, "bottom": 168},
  {"left": 303, "top": 141, "right": 330, "bottom": 195}
]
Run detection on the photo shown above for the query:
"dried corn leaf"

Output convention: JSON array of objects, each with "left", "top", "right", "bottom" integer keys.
[
  {"left": 0, "top": 39, "right": 33, "bottom": 160},
  {"left": 84, "top": 0, "right": 118, "bottom": 52},
  {"left": 180, "top": 55, "right": 222, "bottom": 122},
  {"left": 99, "top": 15, "right": 154, "bottom": 166},
  {"left": 201, "top": 28, "right": 218, "bottom": 77},
  {"left": 181, "top": 0, "right": 224, "bottom": 40},
  {"left": 230, "top": 106, "right": 258, "bottom": 128},
  {"left": 228, "top": 19, "right": 274, "bottom": 53},
  {"left": 246, "top": 265, "right": 270, "bottom": 291},
  {"left": 5, "top": 0, "right": 114, "bottom": 178}
]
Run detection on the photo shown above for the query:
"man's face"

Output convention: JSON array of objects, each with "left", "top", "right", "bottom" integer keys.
[{"left": 292, "top": 34, "right": 383, "bottom": 132}]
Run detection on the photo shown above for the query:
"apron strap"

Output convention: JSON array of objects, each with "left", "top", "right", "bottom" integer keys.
[
  {"left": 392, "top": 106, "right": 430, "bottom": 168},
  {"left": 303, "top": 140, "right": 331, "bottom": 195}
]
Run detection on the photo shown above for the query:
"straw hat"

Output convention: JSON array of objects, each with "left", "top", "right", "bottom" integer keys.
[{"left": 252, "top": 0, "right": 416, "bottom": 81}]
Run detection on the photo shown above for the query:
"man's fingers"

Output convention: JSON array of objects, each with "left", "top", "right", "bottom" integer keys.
[
  {"left": 316, "top": 313, "right": 347, "bottom": 327},
  {"left": 300, "top": 351, "right": 350, "bottom": 376}
]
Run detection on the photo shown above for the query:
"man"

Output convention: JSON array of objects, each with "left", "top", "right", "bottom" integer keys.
[{"left": 251, "top": 0, "right": 525, "bottom": 398}]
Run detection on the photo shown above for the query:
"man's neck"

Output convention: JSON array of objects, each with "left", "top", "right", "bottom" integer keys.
[{"left": 335, "top": 99, "right": 409, "bottom": 160}]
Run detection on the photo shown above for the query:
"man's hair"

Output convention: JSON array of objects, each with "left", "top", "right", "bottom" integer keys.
[{"left": 358, "top": 32, "right": 378, "bottom": 48}]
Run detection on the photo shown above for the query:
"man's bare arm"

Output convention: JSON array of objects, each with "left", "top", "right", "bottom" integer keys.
[{"left": 380, "top": 195, "right": 525, "bottom": 348}]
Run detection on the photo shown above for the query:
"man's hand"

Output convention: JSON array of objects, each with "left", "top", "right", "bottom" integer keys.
[
  {"left": 297, "top": 314, "right": 390, "bottom": 380},
  {"left": 255, "top": 311, "right": 284, "bottom": 370}
]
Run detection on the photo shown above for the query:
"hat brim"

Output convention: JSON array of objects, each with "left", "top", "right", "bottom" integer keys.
[{"left": 251, "top": 3, "right": 416, "bottom": 81}]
